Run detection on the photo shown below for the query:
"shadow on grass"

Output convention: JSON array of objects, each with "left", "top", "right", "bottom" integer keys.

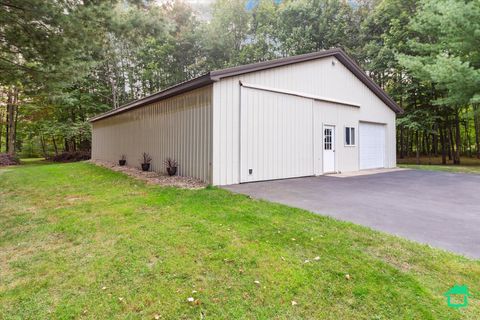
[{"left": 19, "top": 158, "right": 51, "bottom": 166}]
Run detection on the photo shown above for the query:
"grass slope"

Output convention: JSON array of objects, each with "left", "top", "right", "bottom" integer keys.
[{"left": 1, "top": 161, "right": 479, "bottom": 319}]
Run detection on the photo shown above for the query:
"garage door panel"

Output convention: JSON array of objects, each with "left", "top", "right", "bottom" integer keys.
[
  {"left": 360, "top": 122, "right": 385, "bottom": 170},
  {"left": 240, "top": 87, "right": 313, "bottom": 182}
]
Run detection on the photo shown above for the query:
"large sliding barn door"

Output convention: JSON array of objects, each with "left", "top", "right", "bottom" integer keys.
[{"left": 240, "top": 87, "right": 314, "bottom": 183}]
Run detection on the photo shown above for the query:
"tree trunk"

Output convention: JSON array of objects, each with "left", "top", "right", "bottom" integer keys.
[
  {"left": 448, "top": 123, "right": 454, "bottom": 161},
  {"left": 408, "top": 130, "right": 413, "bottom": 158},
  {"left": 52, "top": 137, "right": 58, "bottom": 156},
  {"left": 416, "top": 131, "right": 420, "bottom": 165},
  {"left": 440, "top": 125, "right": 447, "bottom": 165},
  {"left": 7, "top": 88, "right": 16, "bottom": 155},
  {"left": 40, "top": 136, "right": 47, "bottom": 158},
  {"left": 0, "top": 106, "right": 4, "bottom": 152},
  {"left": 464, "top": 116, "right": 471, "bottom": 157},
  {"left": 423, "top": 131, "right": 429, "bottom": 156},
  {"left": 400, "top": 126, "right": 404, "bottom": 159},
  {"left": 454, "top": 111, "right": 461, "bottom": 164},
  {"left": 474, "top": 104, "right": 480, "bottom": 159},
  {"left": 5, "top": 105, "right": 8, "bottom": 153},
  {"left": 13, "top": 89, "right": 19, "bottom": 153}
]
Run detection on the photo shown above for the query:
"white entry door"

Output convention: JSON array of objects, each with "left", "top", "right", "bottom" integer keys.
[
  {"left": 359, "top": 122, "right": 385, "bottom": 169},
  {"left": 323, "top": 125, "right": 335, "bottom": 173}
]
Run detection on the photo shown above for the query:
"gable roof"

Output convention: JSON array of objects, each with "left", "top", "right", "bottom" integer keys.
[{"left": 89, "top": 48, "right": 402, "bottom": 122}]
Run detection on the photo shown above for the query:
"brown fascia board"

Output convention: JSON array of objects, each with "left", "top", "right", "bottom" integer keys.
[
  {"left": 90, "top": 48, "right": 402, "bottom": 122},
  {"left": 211, "top": 48, "right": 403, "bottom": 114},
  {"left": 333, "top": 51, "right": 404, "bottom": 114},
  {"left": 210, "top": 48, "right": 343, "bottom": 80}
]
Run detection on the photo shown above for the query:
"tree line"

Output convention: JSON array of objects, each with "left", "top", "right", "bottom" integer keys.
[{"left": 0, "top": 0, "right": 479, "bottom": 164}]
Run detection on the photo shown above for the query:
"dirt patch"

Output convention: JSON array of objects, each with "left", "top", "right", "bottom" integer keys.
[
  {"left": 89, "top": 160, "right": 206, "bottom": 189},
  {"left": 364, "top": 245, "right": 415, "bottom": 273}
]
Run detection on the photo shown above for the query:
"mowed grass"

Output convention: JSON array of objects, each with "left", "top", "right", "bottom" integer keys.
[
  {"left": 398, "top": 156, "right": 480, "bottom": 174},
  {"left": 0, "top": 161, "right": 479, "bottom": 319}
]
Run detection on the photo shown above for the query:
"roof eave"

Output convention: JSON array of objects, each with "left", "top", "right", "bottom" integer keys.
[
  {"left": 210, "top": 48, "right": 403, "bottom": 114},
  {"left": 89, "top": 48, "right": 403, "bottom": 122},
  {"left": 333, "top": 51, "right": 403, "bottom": 114},
  {"left": 89, "top": 73, "right": 214, "bottom": 123},
  {"left": 210, "top": 48, "right": 343, "bottom": 81}
]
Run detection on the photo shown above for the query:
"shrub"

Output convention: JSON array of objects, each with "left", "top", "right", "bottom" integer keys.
[
  {"left": 141, "top": 152, "right": 152, "bottom": 164},
  {"left": 164, "top": 157, "right": 178, "bottom": 169},
  {"left": 0, "top": 153, "right": 20, "bottom": 166},
  {"left": 51, "top": 151, "right": 91, "bottom": 162}
]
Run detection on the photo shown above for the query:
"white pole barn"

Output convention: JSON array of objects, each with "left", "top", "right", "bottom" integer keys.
[{"left": 90, "top": 48, "right": 402, "bottom": 186}]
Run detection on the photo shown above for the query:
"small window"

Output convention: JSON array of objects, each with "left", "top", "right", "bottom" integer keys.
[
  {"left": 345, "top": 127, "right": 355, "bottom": 146},
  {"left": 324, "top": 128, "right": 332, "bottom": 150}
]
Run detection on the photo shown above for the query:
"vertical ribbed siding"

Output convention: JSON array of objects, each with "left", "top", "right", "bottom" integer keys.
[
  {"left": 212, "top": 57, "right": 396, "bottom": 185},
  {"left": 91, "top": 85, "right": 213, "bottom": 183},
  {"left": 239, "top": 87, "right": 314, "bottom": 182}
]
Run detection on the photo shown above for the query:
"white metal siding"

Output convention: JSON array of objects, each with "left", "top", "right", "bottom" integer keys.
[
  {"left": 92, "top": 86, "right": 213, "bottom": 183},
  {"left": 359, "top": 122, "right": 386, "bottom": 170},
  {"left": 212, "top": 57, "right": 396, "bottom": 185},
  {"left": 240, "top": 87, "right": 314, "bottom": 182},
  {"left": 313, "top": 100, "right": 360, "bottom": 175}
]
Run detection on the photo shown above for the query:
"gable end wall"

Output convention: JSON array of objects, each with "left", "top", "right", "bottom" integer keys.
[{"left": 212, "top": 57, "right": 396, "bottom": 185}]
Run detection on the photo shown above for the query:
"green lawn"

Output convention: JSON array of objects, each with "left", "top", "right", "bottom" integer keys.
[
  {"left": 398, "top": 156, "right": 480, "bottom": 174},
  {"left": 399, "top": 164, "right": 480, "bottom": 174},
  {"left": 1, "top": 161, "right": 479, "bottom": 319}
]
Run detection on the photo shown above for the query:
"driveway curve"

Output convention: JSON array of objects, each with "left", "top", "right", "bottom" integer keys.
[{"left": 224, "top": 170, "right": 480, "bottom": 259}]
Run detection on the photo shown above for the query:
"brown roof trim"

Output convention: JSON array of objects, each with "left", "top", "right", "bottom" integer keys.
[
  {"left": 333, "top": 50, "right": 403, "bottom": 114},
  {"left": 90, "top": 48, "right": 402, "bottom": 122},
  {"left": 211, "top": 48, "right": 341, "bottom": 80},
  {"left": 211, "top": 48, "right": 402, "bottom": 114},
  {"left": 89, "top": 74, "right": 213, "bottom": 122}
]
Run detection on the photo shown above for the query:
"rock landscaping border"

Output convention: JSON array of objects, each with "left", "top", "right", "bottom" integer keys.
[{"left": 89, "top": 160, "right": 206, "bottom": 189}]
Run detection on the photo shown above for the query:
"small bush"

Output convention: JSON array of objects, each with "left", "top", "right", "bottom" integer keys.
[
  {"left": 164, "top": 157, "right": 178, "bottom": 169},
  {"left": 51, "top": 151, "right": 91, "bottom": 163},
  {"left": 140, "top": 152, "right": 152, "bottom": 164},
  {"left": 0, "top": 153, "right": 20, "bottom": 166}
]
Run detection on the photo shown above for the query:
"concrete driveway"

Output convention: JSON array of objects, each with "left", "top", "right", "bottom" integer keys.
[{"left": 224, "top": 170, "right": 480, "bottom": 259}]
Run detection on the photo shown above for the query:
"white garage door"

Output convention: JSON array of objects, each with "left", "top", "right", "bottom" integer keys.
[
  {"left": 240, "top": 87, "right": 314, "bottom": 183},
  {"left": 360, "top": 122, "right": 385, "bottom": 170}
]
